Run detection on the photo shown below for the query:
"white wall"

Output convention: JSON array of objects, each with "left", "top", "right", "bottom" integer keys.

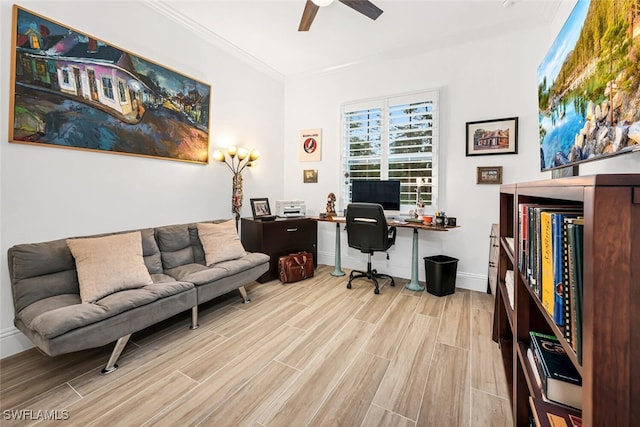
[
  {"left": 0, "top": 1, "right": 285, "bottom": 357},
  {"left": 283, "top": 10, "right": 639, "bottom": 292}
]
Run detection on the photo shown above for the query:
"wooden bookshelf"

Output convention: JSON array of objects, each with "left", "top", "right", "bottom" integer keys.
[{"left": 493, "top": 174, "right": 640, "bottom": 426}]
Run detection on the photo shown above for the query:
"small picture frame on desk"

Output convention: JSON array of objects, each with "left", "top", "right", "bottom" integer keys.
[{"left": 250, "top": 198, "right": 275, "bottom": 220}]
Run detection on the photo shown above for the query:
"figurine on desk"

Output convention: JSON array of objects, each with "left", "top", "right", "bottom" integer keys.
[{"left": 326, "top": 192, "right": 337, "bottom": 217}]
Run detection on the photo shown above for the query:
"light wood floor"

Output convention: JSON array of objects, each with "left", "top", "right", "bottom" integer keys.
[{"left": 0, "top": 265, "right": 512, "bottom": 426}]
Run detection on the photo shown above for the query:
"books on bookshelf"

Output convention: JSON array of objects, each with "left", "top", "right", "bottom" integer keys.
[
  {"left": 518, "top": 203, "right": 584, "bottom": 358},
  {"left": 529, "top": 331, "right": 582, "bottom": 409},
  {"left": 529, "top": 396, "right": 582, "bottom": 427}
]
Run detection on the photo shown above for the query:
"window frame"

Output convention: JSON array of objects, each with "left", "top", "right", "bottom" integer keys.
[
  {"left": 101, "top": 76, "right": 114, "bottom": 100},
  {"left": 341, "top": 89, "right": 439, "bottom": 214}
]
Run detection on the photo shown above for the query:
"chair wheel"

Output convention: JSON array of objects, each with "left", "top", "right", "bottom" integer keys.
[
  {"left": 347, "top": 283, "right": 352, "bottom": 289},
  {"left": 374, "top": 288, "right": 380, "bottom": 295}
]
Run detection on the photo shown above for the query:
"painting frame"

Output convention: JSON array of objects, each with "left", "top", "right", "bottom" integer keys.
[
  {"left": 9, "top": 5, "right": 211, "bottom": 164},
  {"left": 250, "top": 198, "right": 272, "bottom": 219},
  {"left": 465, "top": 117, "right": 518, "bottom": 157},
  {"left": 476, "top": 166, "right": 503, "bottom": 185}
]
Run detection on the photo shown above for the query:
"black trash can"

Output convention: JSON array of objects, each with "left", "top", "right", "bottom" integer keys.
[{"left": 424, "top": 255, "right": 459, "bottom": 297}]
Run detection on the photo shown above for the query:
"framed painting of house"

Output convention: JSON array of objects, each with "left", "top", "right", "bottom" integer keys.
[
  {"left": 9, "top": 5, "right": 211, "bottom": 164},
  {"left": 465, "top": 117, "right": 518, "bottom": 157}
]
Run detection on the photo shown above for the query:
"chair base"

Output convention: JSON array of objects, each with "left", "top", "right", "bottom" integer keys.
[{"left": 347, "top": 255, "right": 395, "bottom": 294}]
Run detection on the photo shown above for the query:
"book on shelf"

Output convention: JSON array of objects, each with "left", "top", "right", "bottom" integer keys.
[
  {"left": 552, "top": 212, "right": 582, "bottom": 326},
  {"left": 529, "top": 396, "right": 582, "bottom": 427},
  {"left": 562, "top": 217, "right": 573, "bottom": 346},
  {"left": 566, "top": 218, "right": 584, "bottom": 364},
  {"left": 540, "top": 211, "right": 554, "bottom": 316},
  {"left": 529, "top": 331, "right": 582, "bottom": 410}
]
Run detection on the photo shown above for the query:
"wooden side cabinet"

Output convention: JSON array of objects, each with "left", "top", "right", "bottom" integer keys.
[{"left": 240, "top": 217, "right": 318, "bottom": 283}]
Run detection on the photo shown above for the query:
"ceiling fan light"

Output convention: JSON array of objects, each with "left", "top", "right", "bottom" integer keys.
[{"left": 311, "top": 0, "right": 335, "bottom": 7}]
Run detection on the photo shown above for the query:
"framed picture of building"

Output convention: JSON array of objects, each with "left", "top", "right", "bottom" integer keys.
[
  {"left": 465, "top": 117, "right": 518, "bottom": 157},
  {"left": 9, "top": 5, "right": 211, "bottom": 164}
]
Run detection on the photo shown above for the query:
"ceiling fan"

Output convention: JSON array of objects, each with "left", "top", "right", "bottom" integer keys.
[{"left": 298, "top": 0, "right": 383, "bottom": 31}]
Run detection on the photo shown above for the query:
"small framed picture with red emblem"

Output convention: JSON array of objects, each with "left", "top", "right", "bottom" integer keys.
[{"left": 299, "top": 128, "right": 322, "bottom": 162}]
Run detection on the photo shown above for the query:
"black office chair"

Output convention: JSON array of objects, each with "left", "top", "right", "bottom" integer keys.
[{"left": 346, "top": 203, "right": 396, "bottom": 294}]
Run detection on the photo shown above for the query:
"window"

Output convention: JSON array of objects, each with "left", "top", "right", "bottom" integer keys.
[
  {"left": 29, "top": 34, "right": 40, "bottom": 49},
  {"left": 61, "top": 69, "right": 70, "bottom": 85},
  {"left": 117, "top": 79, "right": 127, "bottom": 103},
  {"left": 101, "top": 77, "right": 114, "bottom": 100},
  {"left": 342, "top": 89, "right": 439, "bottom": 212}
]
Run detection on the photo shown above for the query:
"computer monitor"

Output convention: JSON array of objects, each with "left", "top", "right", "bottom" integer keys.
[{"left": 351, "top": 180, "right": 401, "bottom": 211}]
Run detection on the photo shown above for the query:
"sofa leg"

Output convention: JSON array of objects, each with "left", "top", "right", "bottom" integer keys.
[
  {"left": 239, "top": 286, "right": 250, "bottom": 304},
  {"left": 101, "top": 334, "right": 132, "bottom": 375},
  {"left": 191, "top": 306, "right": 199, "bottom": 330}
]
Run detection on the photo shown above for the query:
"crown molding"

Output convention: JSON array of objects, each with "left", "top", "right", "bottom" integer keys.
[{"left": 140, "top": 0, "right": 285, "bottom": 83}]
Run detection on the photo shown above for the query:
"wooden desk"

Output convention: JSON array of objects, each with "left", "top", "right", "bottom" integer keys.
[{"left": 312, "top": 216, "right": 457, "bottom": 291}]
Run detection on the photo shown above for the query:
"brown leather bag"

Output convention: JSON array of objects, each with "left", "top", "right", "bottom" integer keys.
[{"left": 278, "top": 251, "right": 314, "bottom": 283}]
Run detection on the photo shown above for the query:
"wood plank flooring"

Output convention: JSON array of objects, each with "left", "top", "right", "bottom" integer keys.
[{"left": 0, "top": 265, "right": 512, "bottom": 426}]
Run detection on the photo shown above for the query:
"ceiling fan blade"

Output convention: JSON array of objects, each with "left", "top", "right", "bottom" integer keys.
[
  {"left": 298, "top": 0, "right": 320, "bottom": 31},
  {"left": 339, "top": 0, "right": 383, "bottom": 20}
]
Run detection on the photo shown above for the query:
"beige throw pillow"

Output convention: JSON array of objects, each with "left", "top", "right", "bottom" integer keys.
[
  {"left": 197, "top": 220, "right": 247, "bottom": 266},
  {"left": 67, "top": 231, "right": 153, "bottom": 303}
]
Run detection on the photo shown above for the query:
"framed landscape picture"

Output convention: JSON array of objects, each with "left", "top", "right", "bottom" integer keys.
[
  {"left": 466, "top": 117, "right": 518, "bottom": 156},
  {"left": 10, "top": 5, "right": 211, "bottom": 164}
]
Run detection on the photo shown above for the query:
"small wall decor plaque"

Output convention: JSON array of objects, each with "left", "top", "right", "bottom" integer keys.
[{"left": 303, "top": 169, "right": 318, "bottom": 183}]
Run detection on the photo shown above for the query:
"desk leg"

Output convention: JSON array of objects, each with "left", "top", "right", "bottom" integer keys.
[
  {"left": 405, "top": 228, "right": 425, "bottom": 291},
  {"left": 331, "top": 222, "right": 346, "bottom": 277}
]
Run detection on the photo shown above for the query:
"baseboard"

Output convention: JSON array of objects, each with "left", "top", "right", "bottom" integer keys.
[
  {"left": 317, "top": 251, "right": 488, "bottom": 294},
  {"left": 1, "top": 327, "right": 34, "bottom": 359}
]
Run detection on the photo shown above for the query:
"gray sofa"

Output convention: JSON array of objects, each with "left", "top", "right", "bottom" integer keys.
[{"left": 7, "top": 221, "right": 269, "bottom": 374}]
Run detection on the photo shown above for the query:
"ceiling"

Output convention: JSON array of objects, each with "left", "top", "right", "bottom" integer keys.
[{"left": 145, "top": 0, "right": 562, "bottom": 78}]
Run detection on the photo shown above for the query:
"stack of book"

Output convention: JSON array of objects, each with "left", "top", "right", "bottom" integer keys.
[
  {"left": 528, "top": 331, "right": 582, "bottom": 411},
  {"left": 518, "top": 203, "right": 584, "bottom": 361}
]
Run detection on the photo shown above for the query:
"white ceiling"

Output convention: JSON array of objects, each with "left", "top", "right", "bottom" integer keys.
[{"left": 145, "top": 0, "right": 562, "bottom": 78}]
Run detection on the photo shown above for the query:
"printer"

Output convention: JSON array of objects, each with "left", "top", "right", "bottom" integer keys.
[{"left": 276, "top": 200, "right": 306, "bottom": 217}]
